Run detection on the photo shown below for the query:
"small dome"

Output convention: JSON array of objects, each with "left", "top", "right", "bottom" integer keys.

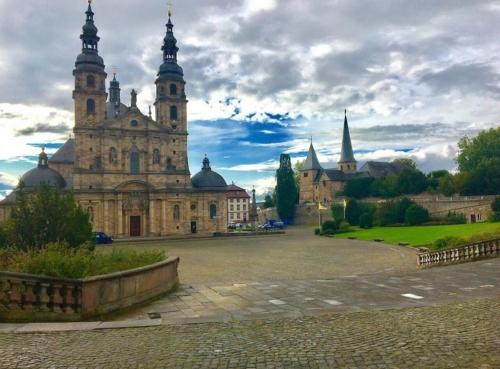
[
  {"left": 157, "top": 62, "right": 184, "bottom": 82},
  {"left": 191, "top": 156, "right": 227, "bottom": 191},
  {"left": 19, "top": 149, "right": 66, "bottom": 190},
  {"left": 75, "top": 52, "right": 105, "bottom": 71}
]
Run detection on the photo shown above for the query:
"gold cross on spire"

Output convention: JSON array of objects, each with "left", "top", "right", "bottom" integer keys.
[{"left": 168, "top": 1, "right": 173, "bottom": 17}]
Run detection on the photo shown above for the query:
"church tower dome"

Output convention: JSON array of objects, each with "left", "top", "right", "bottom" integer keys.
[
  {"left": 154, "top": 9, "right": 187, "bottom": 133},
  {"left": 73, "top": 0, "right": 107, "bottom": 127}
]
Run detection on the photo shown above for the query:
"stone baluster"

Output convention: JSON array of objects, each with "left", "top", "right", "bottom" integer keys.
[
  {"left": 63, "top": 285, "right": 77, "bottom": 314},
  {"left": 51, "top": 283, "right": 64, "bottom": 313},
  {"left": 38, "top": 282, "right": 51, "bottom": 312},
  {"left": 0, "top": 280, "right": 9, "bottom": 309},
  {"left": 22, "top": 281, "right": 38, "bottom": 311},
  {"left": 8, "top": 280, "right": 23, "bottom": 310}
]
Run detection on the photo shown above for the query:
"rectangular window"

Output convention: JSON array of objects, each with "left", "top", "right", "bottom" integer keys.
[
  {"left": 237, "top": 205, "right": 240, "bottom": 211},
  {"left": 304, "top": 173, "right": 308, "bottom": 178},
  {"left": 230, "top": 205, "right": 234, "bottom": 211},
  {"left": 243, "top": 205, "right": 246, "bottom": 211}
]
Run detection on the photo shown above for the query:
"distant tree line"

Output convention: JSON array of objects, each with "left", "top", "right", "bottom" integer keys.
[{"left": 344, "top": 127, "right": 500, "bottom": 199}]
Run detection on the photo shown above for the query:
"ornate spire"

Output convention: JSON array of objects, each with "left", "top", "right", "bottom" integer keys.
[
  {"left": 202, "top": 155, "right": 211, "bottom": 171},
  {"left": 38, "top": 148, "right": 49, "bottom": 168},
  {"left": 81, "top": 0, "right": 100, "bottom": 53},
  {"left": 109, "top": 72, "right": 120, "bottom": 103},
  {"left": 339, "top": 109, "right": 356, "bottom": 163},
  {"left": 156, "top": 7, "right": 184, "bottom": 82},
  {"left": 75, "top": 0, "right": 105, "bottom": 71},
  {"left": 303, "top": 140, "right": 322, "bottom": 171}
]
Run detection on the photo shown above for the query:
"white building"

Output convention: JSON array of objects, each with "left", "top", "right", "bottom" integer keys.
[{"left": 226, "top": 184, "right": 250, "bottom": 225}]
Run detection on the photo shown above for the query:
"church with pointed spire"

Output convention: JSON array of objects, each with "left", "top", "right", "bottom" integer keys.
[
  {"left": 0, "top": 2, "right": 228, "bottom": 237},
  {"left": 299, "top": 110, "right": 403, "bottom": 204}
]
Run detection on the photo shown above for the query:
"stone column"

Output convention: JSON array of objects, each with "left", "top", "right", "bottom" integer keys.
[
  {"left": 162, "top": 199, "right": 167, "bottom": 235},
  {"left": 117, "top": 198, "right": 123, "bottom": 236},
  {"left": 104, "top": 200, "right": 109, "bottom": 234},
  {"left": 149, "top": 199, "right": 155, "bottom": 236}
]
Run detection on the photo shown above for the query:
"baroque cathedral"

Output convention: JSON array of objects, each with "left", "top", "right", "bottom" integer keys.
[{"left": 0, "top": 2, "right": 228, "bottom": 237}]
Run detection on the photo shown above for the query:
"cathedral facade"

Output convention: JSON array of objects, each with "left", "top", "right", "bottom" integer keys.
[{"left": 0, "top": 3, "right": 228, "bottom": 238}]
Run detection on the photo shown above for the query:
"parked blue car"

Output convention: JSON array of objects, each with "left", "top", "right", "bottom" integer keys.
[{"left": 93, "top": 232, "right": 114, "bottom": 245}]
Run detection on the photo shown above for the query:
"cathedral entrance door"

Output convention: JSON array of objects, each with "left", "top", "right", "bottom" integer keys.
[
  {"left": 130, "top": 216, "right": 141, "bottom": 237},
  {"left": 191, "top": 221, "right": 197, "bottom": 234}
]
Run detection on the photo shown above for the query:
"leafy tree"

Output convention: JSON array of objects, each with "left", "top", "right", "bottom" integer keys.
[
  {"left": 371, "top": 175, "right": 399, "bottom": 198},
  {"left": 405, "top": 204, "right": 429, "bottom": 225},
  {"left": 275, "top": 154, "right": 298, "bottom": 221},
  {"left": 293, "top": 160, "right": 304, "bottom": 190},
  {"left": 396, "top": 168, "right": 428, "bottom": 195},
  {"left": 457, "top": 127, "right": 500, "bottom": 172},
  {"left": 393, "top": 158, "right": 417, "bottom": 170},
  {"left": 5, "top": 184, "right": 93, "bottom": 251},
  {"left": 438, "top": 174, "right": 456, "bottom": 197},
  {"left": 427, "top": 170, "right": 451, "bottom": 192},
  {"left": 263, "top": 194, "right": 275, "bottom": 209},
  {"left": 343, "top": 177, "right": 374, "bottom": 199}
]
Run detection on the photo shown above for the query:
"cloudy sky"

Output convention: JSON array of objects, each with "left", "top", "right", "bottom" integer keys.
[{"left": 0, "top": 0, "right": 499, "bottom": 199}]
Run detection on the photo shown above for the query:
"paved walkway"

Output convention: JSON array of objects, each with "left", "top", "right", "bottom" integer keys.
[
  {"left": 0, "top": 298, "right": 498, "bottom": 368},
  {"left": 112, "top": 227, "right": 417, "bottom": 284},
  {"left": 115, "top": 258, "right": 500, "bottom": 323}
]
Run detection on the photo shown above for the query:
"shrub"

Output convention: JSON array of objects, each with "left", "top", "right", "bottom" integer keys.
[
  {"left": 0, "top": 243, "right": 165, "bottom": 279},
  {"left": 445, "top": 211, "right": 467, "bottom": 224},
  {"left": 491, "top": 197, "right": 500, "bottom": 212},
  {"left": 321, "top": 220, "right": 338, "bottom": 235},
  {"left": 405, "top": 204, "right": 429, "bottom": 225},
  {"left": 488, "top": 212, "right": 500, "bottom": 222},
  {"left": 331, "top": 203, "right": 345, "bottom": 221},
  {"left": 433, "top": 236, "right": 467, "bottom": 250},
  {"left": 314, "top": 228, "right": 321, "bottom": 235},
  {"left": 395, "top": 198, "right": 416, "bottom": 223},
  {"left": 344, "top": 177, "right": 374, "bottom": 199},
  {"left": 359, "top": 212, "right": 374, "bottom": 229},
  {"left": 375, "top": 201, "right": 399, "bottom": 226},
  {"left": 338, "top": 221, "right": 351, "bottom": 232},
  {"left": 345, "top": 200, "right": 362, "bottom": 226}
]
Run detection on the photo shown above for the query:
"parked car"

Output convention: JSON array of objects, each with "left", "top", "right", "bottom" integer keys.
[
  {"left": 228, "top": 223, "right": 237, "bottom": 231},
  {"left": 93, "top": 231, "right": 114, "bottom": 244},
  {"left": 273, "top": 221, "right": 285, "bottom": 229},
  {"left": 258, "top": 223, "right": 272, "bottom": 231}
]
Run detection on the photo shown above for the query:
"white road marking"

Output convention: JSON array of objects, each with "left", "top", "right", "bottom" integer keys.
[
  {"left": 269, "top": 299, "right": 286, "bottom": 305},
  {"left": 304, "top": 297, "right": 315, "bottom": 301},
  {"left": 402, "top": 293, "right": 424, "bottom": 300},
  {"left": 324, "top": 299, "right": 343, "bottom": 306},
  {"left": 480, "top": 285, "right": 494, "bottom": 288},
  {"left": 412, "top": 285, "right": 435, "bottom": 291},
  {"left": 233, "top": 284, "right": 247, "bottom": 288}
]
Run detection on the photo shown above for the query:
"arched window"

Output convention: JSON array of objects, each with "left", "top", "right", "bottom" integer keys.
[
  {"left": 170, "top": 106, "right": 178, "bottom": 120},
  {"left": 130, "top": 120, "right": 138, "bottom": 127},
  {"left": 173, "top": 205, "right": 180, "bottom": 220},
  {"left": 130, "top": 151, "right": 140, "bottom": 174},
  {"left": 86, "top": 75, "right": 95, "bottom": 88},
  {"left": 166, "top": 157, "right": 174, "bottom": 170},
  {"left": 210, "top": 204, "right": 217, "bottom": 219},
  {"left": 170, "top": 83, "right": 177, "bottom": 95},
  {"left": 153, "top": 149, "right": 161, "bottom": 165},
  {"left": 109, "top": 147, "right": 117, "bottom": 164},
  {"left": 86, "top": 99, "right": 95, "bottom": 115}
]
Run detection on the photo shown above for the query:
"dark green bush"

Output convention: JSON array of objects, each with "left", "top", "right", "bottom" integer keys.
[
  {"left": 345, "top": 200, "right": 362, "bottom": 225},
  {"left": 314, "top": 228, "right": 321, "bottom": 235},
  {"left": 344, "top": 177, "right": 374, "bottom": 199},
  {"left": 375, "top": 201, "right": 399, "bottom": 226},
  {"left": 405, "top": 204, "right": 430, "bottom": 225},
  {"left": 331, "top": 203, "right": 345, "bottom": 222},
  {"left": 433, "top": 236, "right": 467, "bottom": 250},
  {"left": 321, "top": 220, "right": 338, "bottom": 235},
  {"left": 491, "top": 197, "right": 500, "bottom": 212},
  {"left": 488, "top": 212, "right": 500, "bottom": 222},
  {"left": 445, "top": 211, "right": 467, "bottom": 224},
  {"left": 359, "top": 212, "right": 374, "bottom": 229},
  {"left": 338, "top": 221, "right": 351, "bottom": 231}
]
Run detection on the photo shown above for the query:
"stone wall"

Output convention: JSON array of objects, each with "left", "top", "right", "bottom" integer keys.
[{"left": 0, "top": 257, "right": 179, "bottom": 322}]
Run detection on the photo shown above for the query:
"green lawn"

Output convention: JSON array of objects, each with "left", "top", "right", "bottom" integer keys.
[{"left": 335, "top": 222, "right": 500, "bottom": 247}]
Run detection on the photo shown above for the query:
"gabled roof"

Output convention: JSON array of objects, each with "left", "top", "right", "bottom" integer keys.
[
  {"left": 358, "top": 161, "right": 405, "bottom": 179},
  {"left": 49, "top": 139, "right": 75, "bottom": 164},
  {"left": 303, "top": 143, "right": 322, "bottom": 171},
  {"left": 339, "top": 111, "right": 355, "bottom": 163},
  {"left": 227, "top": 184, "right": 250, "bottom": 198}
]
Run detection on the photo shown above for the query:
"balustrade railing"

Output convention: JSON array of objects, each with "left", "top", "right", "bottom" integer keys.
[
  {"left": 418, "top": 238, "right": 500, "bottom": 267},
  {"left": 0, "top": 273, "right": 82, "bottom": 318}
]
